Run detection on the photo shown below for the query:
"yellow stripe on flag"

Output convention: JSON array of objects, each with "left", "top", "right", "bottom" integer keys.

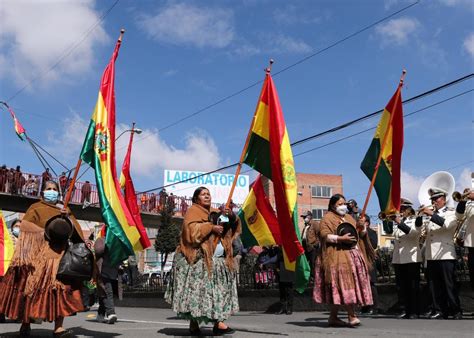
[{"left": 251, "top": 102, "right": 270, "bottom": 141}]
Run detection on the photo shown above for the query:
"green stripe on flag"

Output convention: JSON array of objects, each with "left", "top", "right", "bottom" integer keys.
[
  {"left": 244, "top": 133, "right": 272, "bottom": 179},
  {"left": 238, "top": 211, "right": 259, "bottom": 248}
]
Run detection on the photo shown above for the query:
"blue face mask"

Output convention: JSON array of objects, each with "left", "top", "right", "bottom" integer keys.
[
  {"left": 43, "top": 190, "right": 59, "bottom": 203},
  {"left": 12, "top": 228, "right": 20, "bottom": 238}
]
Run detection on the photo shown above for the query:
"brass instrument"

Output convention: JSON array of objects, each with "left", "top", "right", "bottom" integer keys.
[
  {"left": 416, "top": 205, "right": 434, "bottom": 247},
  {"left": 378, "top": 211, "right": 399, "bottom": 221},
  {"left": 452, "top": 188, "right": 472, "bottom": 202},
  {"left": 453, "top": 200, "right": 473, "bottom": 246}
]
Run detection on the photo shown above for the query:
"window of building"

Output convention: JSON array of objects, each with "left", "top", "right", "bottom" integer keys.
[
  {"left": 145, "top": 248, "right": 159, "bottom": 265},
  {"left": 311, "top": 185, "right": 332, "bottom": 198},
  {"left": 312, "top": 208, "right": 326, "bottom": 220}
]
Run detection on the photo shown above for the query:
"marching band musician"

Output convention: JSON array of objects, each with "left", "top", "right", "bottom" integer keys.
[
  {"left": 455, "top": 189, "right": 474, "bottom": 291},
  {"left": 392, "top": 198, "right": 421, "bottom": 319},
  {"left": 415, "top": 187, "right": 462, "bottom": 319}
]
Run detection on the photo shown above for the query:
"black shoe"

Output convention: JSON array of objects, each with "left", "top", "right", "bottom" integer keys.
[
  {"left": 452, "top": 312, "right": 462, "bottom": 320},
  {"left": 19, "top": 324, "right": 31, "bottom": 337},
  {"left": 212, "top": 326, "right": 235, "bottom": 335},
  {"left": 397, "top": 312, "right": 407, "bottom": 319},
  {"left": 0, "top": 314, "right": 5, "bottom": 323},
  {"left": 429, "top": 312, "right": 443, "bottom": 319},
  {"left": 275, "top": 308, "right": 286, "bottom": 315},
  {"left": 400, "top": 313, "right": 417, "bottom": 319},
  {"left": 52, "top": 329, "right": 73, "bottom": 337}
]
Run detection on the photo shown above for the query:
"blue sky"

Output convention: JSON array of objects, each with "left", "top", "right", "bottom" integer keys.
[{"left": 0, "top": 0, "right": 473, "bottom": 216}]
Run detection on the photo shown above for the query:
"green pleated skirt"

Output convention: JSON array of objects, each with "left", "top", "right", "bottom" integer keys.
[{"left": 165, "top": 253, "right": 239, "bottom": 323}]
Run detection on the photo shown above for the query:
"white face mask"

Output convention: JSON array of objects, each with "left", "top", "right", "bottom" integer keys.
[
  {"left": 335, "top": 205, "right": 348, "bottom": 216},
  {"left": 304, "top": 217, "right": 311, "bottom": 223}
]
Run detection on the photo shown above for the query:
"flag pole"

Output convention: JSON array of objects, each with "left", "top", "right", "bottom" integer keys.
[
  {"left": 64, "top": 28, "right": 125, "bottom": 210},
  {"left": 360, "top": 70, "right": 406, "bottom": 219},
  {"left": 225, "top": 59, "right": 274, "bottom": 209}
]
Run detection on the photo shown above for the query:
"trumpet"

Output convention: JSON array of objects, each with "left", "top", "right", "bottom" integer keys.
[
  {"left": 416, "top": 204, "right": 434, "bottom": 216},
  {"left": 452, "top": 188, "right": 472, "bottom": 202},
  {"left": 378, "top": 211, "right": 399, "bottom": 221}
]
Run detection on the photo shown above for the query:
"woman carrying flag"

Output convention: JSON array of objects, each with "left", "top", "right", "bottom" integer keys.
[
  {"left": 0, "top": 181, "right": 85, "bottom": 337},
  {"left": 165, "top": 186, "right": 240, "bottom": 335}
]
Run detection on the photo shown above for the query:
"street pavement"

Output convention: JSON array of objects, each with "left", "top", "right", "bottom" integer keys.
[{"left": 0, "top": 307, "right": 472, "bottom": 337}]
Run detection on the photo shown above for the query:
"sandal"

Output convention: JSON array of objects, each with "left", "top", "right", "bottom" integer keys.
[
  {"left": 349, "top": 318, "right": 361, "bottom": 327},
  {"left": 52, "top": 329, "right": 74, "bottom": 337}
]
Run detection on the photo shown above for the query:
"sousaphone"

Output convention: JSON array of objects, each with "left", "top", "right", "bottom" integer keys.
[{"left": 418, "top": 171, "right": 455, "bottom": 207}]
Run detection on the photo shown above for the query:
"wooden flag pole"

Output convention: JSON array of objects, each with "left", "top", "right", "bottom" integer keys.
[
  {"left": 225, "top": 59, "right": 273, "bottom": 209},
  {"left": 64, "top": 28, "right": 125, "bottom": 210},
  {"left": 360, "top": 70, "right": 406, "bottom": 219},
  {"left": 63, "top": 158, "right": 82, "bottom": 210}
]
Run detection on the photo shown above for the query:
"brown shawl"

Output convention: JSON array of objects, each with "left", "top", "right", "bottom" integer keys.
[
  {"left": 319, "top": 211, "right": 371, "bottom": 288},
  {"left": 177, "top": 203, "right": 241, "bottom": 274}
]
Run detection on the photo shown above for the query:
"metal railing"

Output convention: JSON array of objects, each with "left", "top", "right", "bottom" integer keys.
[
  {"left": 122, "top": 247, "right": 471, "bottom": 293},
  {"left": 0, "top": 167, "right": 229, "bottom": 215}
]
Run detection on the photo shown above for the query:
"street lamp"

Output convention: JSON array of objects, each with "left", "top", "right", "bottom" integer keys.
[{"left": 116, "top": 123, "right": 142, "bottom": 141}]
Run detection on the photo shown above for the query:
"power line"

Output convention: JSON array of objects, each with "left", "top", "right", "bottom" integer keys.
[
  {"left": 131, "top": 1, "right": 420, "bottom": 144},
  {"left": 294, "top": 89, "right": 473, "bottom": 157},
  {"left": 138, "top": 79, "right": 472, "bottom": 194},
  {"left": 6, "top": 0, "right": 120, "bottom": 102}
]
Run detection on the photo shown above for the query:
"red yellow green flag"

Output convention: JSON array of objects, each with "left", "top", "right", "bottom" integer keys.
[
  {"left": 1, "top": 101, "right": 26, "bottom": 141},
  {"left": 80, "top": 36, "right": 144, "bottom": 265},
  {"left": 360, "top": 82, "right": 404, "bottom": 215},
  {"left": 119, "top": 130, "right": 151, "bottom": 249},
  {"left": 242, "top": 73, "right": 310, "bottom": 292},
  {"left": 0, "top": 210, "right": 14, "bottom": 276},
  {"left": 239, "top": 175, "right": 281, "bottom": 248}
]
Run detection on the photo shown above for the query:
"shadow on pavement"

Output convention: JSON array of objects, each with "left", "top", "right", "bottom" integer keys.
[
  {"left": 0, "top": 326, "right": 122, "bottom": 337},
  {"left": 286, "top": 320, "right": 330, "bottom": 328},
  {"left": 158, "top": 327, "right": 289, "bottom": 336}
]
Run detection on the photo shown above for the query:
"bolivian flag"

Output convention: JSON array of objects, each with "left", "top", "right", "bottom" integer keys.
[
  {"left": 80, "top": 34, "right": 144, "bottom": 265},
  {"left": 0, "top": 210, "right": 14, "bottom": 276},
  {"left": 242, "top": 73, "right": 309, "bottom": 292},
  {"left": 1, "top": 101, "right": 26, "bottom": 141},
  {"left": 360, "top": 81, "right": 404, "bottom": 215},
  {"left": 239, "top": 175, "right": 281, "bottom": 247}
]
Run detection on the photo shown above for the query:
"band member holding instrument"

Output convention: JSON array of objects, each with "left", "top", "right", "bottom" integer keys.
[
  {"left": 416, "top": 187, "right": 461, "bottom": 319},
  {"left": 454, "top": 188, "right": 474, "bottom": 290},
  {"left": 312, "top": 194, "right": 373, "bottom": 327},
  {"left": 392, "top": 198, "right": 421, "bottom": 319}
]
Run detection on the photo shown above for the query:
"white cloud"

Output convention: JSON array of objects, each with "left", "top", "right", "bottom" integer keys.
[
  {"left": 234, "top": 34, "right": 312, "bottom": 57},
  {"left": 463, "top": 33, "right": 474, "bottom": 58},
  {"left": 115, "top": 125, "right": 222, "bottom": 178},
  {"left": 45, "top": 113, "right": 223, "bottom": 179},
  {"left": 0, "top": 0, "right": 108, "bottom": 86},
  {"left": 46, "top": 112, "right": 90, "bottom": 163},
  {"left": 456, "top": 168, "right": 472, "bottom": 192},
  {"left": 375, "top": 17, "right": 420, "bottom": 46},
  {"left": 438, "top": 0, "right": 474, "bottom": 8},
  {"left": 163, "top": 69, "right": 178, "bottom": 77},
  {"left": 271, "top": 34, "right": 313, "bottom": 54},
  {"left": 139, "top": 3, "right": 234, "bottom": 48},
  {"left": 401, "top": 170, "right": 425, "bottom": 206},
  {"left": 273, "top": 5, "right": 321, "bottom": 25}
]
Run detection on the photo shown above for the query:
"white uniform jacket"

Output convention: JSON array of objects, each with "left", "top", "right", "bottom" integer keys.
[
  {"left": 456, "top": 201, "right": 473, "bottom": 248},
  {"left": 392, "top": 217, "right": 422, "bottom": 264},
  {"left": 424, "top": 207, "right": 458, "bottom": 261}
]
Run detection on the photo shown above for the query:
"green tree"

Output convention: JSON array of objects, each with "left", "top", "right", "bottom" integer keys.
[{"left": 154, "top": 196, "right": 180, "bottom": 275}]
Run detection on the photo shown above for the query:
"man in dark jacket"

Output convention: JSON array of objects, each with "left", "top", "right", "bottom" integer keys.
[{"left": 94, "top": 233, "right": 120, "bottom": 324}]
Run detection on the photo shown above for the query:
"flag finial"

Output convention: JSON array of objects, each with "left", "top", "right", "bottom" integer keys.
[
  {"left": 118, "top": 29, "right": 125, "bottom": 42},
  {"left": 265, "top": 59, "right": 274, "bottom": 74},
  {"left": 400, "top": 69, "right": 407, "bottom": 86}
]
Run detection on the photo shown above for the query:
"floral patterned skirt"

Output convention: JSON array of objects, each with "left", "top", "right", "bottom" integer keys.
[
  {"left": 164, "top": 253, "right": 239, "bottom": 323},
  {"left": 313, "top": 248, "right": 373, "bottom": 306}
]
